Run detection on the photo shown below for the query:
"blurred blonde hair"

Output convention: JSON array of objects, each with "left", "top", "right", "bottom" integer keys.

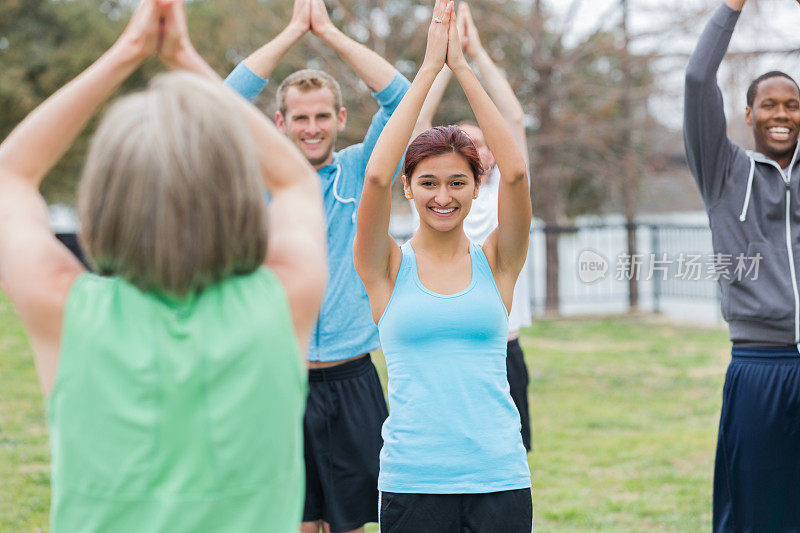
[
  {"left": 78, "top": 71, "right": 268, "bottom": 297},
  {"left": 276, "top": 69, "right": 343, "bottom": 116}
]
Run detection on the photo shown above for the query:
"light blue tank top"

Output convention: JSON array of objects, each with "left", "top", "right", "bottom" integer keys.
[{"left": 377, "top": 241, "right": 531, "bottom": 493}]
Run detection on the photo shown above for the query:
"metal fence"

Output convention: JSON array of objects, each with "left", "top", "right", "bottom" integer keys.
[
  {"left": 57, "top": 220, "right": 722, "bottom": 322},
  {"left": 527, "top": 222, "right": 721, "bottom": 320}
]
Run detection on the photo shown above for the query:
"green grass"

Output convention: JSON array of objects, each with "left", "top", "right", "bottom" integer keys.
[
  {"left": 1, "top": 293, "right": 728, "bottom": 532},
  {"left": 517, "top": 318, "right": 728, "bottom": 531},
  {"left": 0, "top": 295, "right": 51, "bottom": 531}
]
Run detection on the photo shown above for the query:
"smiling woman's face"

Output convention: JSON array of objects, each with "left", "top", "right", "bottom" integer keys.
[{"left": 405, "top": 152, "right": 478, "bottom": 232}]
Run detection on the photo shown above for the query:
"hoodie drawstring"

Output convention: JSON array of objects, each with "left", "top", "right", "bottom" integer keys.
[
  {"left": 331, "top": 164, "right": 358, "bottom": 223},
  {"left": 739, "top": 156, "right": 756, "bottom": 222}
]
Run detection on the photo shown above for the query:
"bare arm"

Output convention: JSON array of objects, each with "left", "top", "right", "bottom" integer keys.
[
  {"left": 240, "top": 0, "right": 311, "bottom": 79},
  {"left": 411, "top": 66, "right": 452, "bottom": 140},
  {"left": 725, "top": 0, "right": 745, "bottom": 10},
  {"left": 459, "top": 2, "right": 527, "bottom": 164},
  {"left": 354, "top": 0, "right": 452, "bottom": 322},
  {"left": 310, "top": 0, "right": 396, "bottom": 92},
  {"left": 446, "top": 14, "right": 529, "bottom": 287},
  {"left": 0, "top": 0, "right": 164, "bottom": 395}
]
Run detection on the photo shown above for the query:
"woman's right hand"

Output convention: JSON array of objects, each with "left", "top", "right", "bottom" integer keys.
[
  {"left": 113, "top": 0, "right": 162, "bottom": 63},
  {"left": 422, "top": 0, "right": 454, "bottom": 72}
]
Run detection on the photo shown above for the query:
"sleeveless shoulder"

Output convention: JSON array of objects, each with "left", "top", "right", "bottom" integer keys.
[
  {"left": 395, "top": 241, "right": 416, "bottom": 283},
  {"left": 400, "top": 240, "right": 415, "bottom": 260},
  {"left": 63, "top": 271, "right": 115, "bottom": 311},
  {"left": 471, "top": 241, "right": 507, "bottom": 318},
  {"left": 378, "top": 242, "right": 414, "bottom": 328},
  {"left": 470, "top": 240, "right": 494, "bottom": 276}
]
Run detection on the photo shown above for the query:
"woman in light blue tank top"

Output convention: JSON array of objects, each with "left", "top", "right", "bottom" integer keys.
[
  {"left": 0, "top": 2, "right": 327, "bottom": 531},
  {"left": 353, "top": 1, "right": 532, "bottom": 530}
]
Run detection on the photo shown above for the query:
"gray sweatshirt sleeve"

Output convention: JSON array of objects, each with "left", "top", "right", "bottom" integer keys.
[{"left": 683, "top": 3, "right": 742, "bottom": 206}]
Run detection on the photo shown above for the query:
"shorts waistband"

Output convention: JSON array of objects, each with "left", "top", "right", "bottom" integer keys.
[
  {"left": 731, "top": 345, "right": 800, "bottom": 360},
  {"left": 308, "top": 354, "right": 373, "bottom": 382}
]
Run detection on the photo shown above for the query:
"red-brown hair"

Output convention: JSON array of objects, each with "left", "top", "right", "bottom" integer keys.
[{"left": 404, "top": 125, "right": 484, "bottom": 181}]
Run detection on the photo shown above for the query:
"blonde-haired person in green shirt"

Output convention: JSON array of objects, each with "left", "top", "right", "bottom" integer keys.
[{"left": 0, "top": 1, "right": 326, "bottom": 531}]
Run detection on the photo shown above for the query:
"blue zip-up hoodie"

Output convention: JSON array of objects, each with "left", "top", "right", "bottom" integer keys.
[{"left": 225, "top": 62, "right": 410, "bottom": 361}]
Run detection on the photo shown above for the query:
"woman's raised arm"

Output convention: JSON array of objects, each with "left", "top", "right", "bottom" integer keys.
[
  {"left": 353, "top": 0, "right": 453, "bottom": 318},
  {"left": 0, "top": 0, "right": 165, "bottom": 394},
  {"left": 445, "top": 11, "right": 530, "bottom": 285}
]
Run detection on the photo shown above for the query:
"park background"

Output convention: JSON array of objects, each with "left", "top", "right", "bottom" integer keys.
[{"left": 2, "top": 0, "right": 800, "bottom": 530}]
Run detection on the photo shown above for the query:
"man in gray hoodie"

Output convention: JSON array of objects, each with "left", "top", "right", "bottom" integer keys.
[{"left": 685, "top": 1, "right": 800, "bottom": 530}]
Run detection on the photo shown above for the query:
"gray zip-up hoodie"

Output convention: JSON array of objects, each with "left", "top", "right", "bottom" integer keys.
[{"left": 684, "top": 3, "right": 800, "bottom": 344}]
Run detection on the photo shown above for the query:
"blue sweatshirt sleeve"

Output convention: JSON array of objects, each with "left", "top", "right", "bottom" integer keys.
[
  {"left": 683, "top": 3, "right": 741, "bottom": 206},
  {"left": 224, "top": 62, "right": 269, "bottom": 103},
  {"left": 359, "top": 72, "right": 411, "bottom": 167}
]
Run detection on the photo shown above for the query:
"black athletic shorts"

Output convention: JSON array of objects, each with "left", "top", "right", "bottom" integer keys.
[
  {"left": 303, "top": 354, "right": 388, "bottom": 532},
  {"left": 378, "top": 488, "right": 532, "bottom": 532},
  {"left": 714, "top": 346, "right": 800, "bottom": 532},
  {"left": 506, "top": 338, "right": 531, "bottom": 451},
  {"left": 55, "top": 232, "right": 91, "bottom": 269}
]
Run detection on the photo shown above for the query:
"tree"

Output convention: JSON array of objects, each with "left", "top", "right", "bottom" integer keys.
[
  {"left": 0, "top": 0, "right": 130, "bottom": 200},
  {"left": 526, "top": 0, "right": 657, "bottom": 313}
]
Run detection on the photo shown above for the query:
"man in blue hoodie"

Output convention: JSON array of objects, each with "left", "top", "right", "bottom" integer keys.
[
  {"left": 685, "top": 1, "right": 800, "bottom": 530},
  {"left": 225, "top": 1, "right": 409, "bottom": 532}
]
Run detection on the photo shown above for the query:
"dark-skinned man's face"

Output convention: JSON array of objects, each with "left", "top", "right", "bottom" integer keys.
[{"left": 745, "top": 77, "right": 800, "bottom": 167}]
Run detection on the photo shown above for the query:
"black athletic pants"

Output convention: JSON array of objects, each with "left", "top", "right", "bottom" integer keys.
[{"left": 506, "top": 338, "right": 531, "bottom": 451}]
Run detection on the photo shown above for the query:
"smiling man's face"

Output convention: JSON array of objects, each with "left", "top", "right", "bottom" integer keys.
[
  {"left": 746, "top": 76, "right": 800, "bottom": 168},
  {"left": 275, "top": 86, "right": 347, "bottom": 170}
]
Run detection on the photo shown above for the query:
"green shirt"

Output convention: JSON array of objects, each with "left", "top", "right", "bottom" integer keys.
[{"left": 47, "top": 268, "right": 306, "bottom": 532}]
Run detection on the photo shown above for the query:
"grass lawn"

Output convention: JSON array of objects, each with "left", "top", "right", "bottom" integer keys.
[
  {"left": 0, "top": 295, "right": 51, "bottom": 530},
  {"left": 518, "top": 318, "right": 727, "bottom": 531},
  {"left": 1, "top": 291, "right": 729, "bottom": 532}
]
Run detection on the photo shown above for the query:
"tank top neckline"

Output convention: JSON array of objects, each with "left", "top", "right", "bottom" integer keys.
[{"left": 405, "top": 241, "right": 479, "bottom": 299}]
